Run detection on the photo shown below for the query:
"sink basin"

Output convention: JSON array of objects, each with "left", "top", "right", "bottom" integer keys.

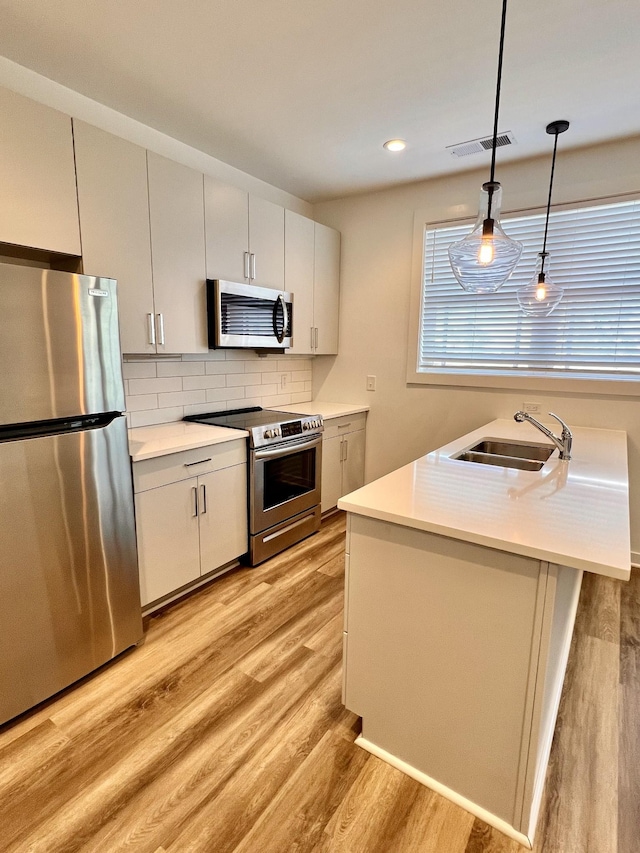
[
  {"left": 455, "top": 451, "right": 545, "bottom": 472},
  {"left": 452, "top": 438, "right": 555, "bottom": 472},
  {"left": 468, "top": 440, "right": 554, "bottom": 463}
]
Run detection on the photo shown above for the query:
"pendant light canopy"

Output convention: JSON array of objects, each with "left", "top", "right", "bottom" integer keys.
[
  {"left": 517, "top": 120, "right": 570, "bottom": 317},
  {"left": 448, "top": 0, "right": 523, "bottom": 293}
]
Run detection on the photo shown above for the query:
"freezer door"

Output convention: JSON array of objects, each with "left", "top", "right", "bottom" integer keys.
[
  {"left": 0, "top": 415, "right": 142, "bottom": 725},
  {"left": 0, "top": 263, "right": 125, "bottom": 425}
]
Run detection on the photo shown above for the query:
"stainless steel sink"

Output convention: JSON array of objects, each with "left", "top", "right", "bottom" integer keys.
[
  {"left": 467, "top": 440, "right": 554, "bottom": 463},
  {"left": 453, "top": 438, "right": 555, "bottom": 471}
]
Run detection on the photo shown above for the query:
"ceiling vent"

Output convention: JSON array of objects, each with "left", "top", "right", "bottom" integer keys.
[{"left": 447, "top": 131, "right": 516, "bottom": 157}]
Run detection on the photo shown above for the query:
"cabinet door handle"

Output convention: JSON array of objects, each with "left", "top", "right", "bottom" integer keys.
[
  {"left": 310, "top": 326, "right": 315, "bottom": 351},
  {"left": 201, "top": 483, "right": 207, "bottom": 514},
  {"left": 147, "top": 313, "right": 156, "bottom": 346},
  {"left": 192, "top": 486, "right": 199, "bottom": 517},
  {"left": 156, "top": 313, "right": 165, "bottom": 346},
  {"left": 315, "top": 327, "right": 319, "bottom": 349},
  {"left": 244, "top": 251, "right": 250, "bottom": 280},
  {"left": 343, "top": 438, "right": 348, "bottom": 461},
  {"left": 250, "top": 253, "right": 256, "bottom": 281}
]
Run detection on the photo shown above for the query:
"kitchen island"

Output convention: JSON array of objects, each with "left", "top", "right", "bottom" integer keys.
[{"left": 338, "top": 418, "right": 630, "bottom": 848}]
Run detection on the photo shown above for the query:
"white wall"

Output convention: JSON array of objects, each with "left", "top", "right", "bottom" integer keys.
[{"left": 312, "top": 137, "right": 640, "bottom": 560}]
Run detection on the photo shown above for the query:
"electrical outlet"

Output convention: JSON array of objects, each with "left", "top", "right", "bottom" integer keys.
[
  {"left": 523, "top": 401, "right": 542, "bottom": 415},
  {"left": 366, "top": 375, "right": 377, "bottom": 391},
  {"left": 280, "top": 373, "right": 288, "bottom": 389}
]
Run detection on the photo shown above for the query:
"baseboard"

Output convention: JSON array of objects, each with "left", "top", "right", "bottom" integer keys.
[{"left": 355, "top": 735, "right": 533, "bottom": 850}]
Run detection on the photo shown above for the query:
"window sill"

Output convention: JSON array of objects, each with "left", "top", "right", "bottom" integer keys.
[{"left": 406, "top": 368, "right": 640, "bottom": 397}]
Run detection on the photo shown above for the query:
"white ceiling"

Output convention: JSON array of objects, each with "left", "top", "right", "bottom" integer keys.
[{"left": 0, "top": 0, "right": 639, "bottom": 203}]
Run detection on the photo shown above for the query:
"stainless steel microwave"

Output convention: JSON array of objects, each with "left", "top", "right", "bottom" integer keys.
[{"left": 207, "top": 279, "right": 293, "bottom": 349}]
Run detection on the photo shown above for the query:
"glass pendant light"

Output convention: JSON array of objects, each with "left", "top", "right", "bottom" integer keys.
[
  {"left": 517, "top": 120, "right": 570, "bottom": 317},
  {"left": 448, "top": 0, "right": 523, "bottom": 293}
]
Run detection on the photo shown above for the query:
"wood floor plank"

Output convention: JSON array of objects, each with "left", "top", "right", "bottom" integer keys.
[
  {"left": 321, "top": 754, "right": 474, "bottom": 853},
  {"left": 304, "top": 611, "right": 344, "bottom": 658},
  {"left": 1, "top": 665, "right": 261, "bottom": 852},
  {"left": 0, "top": 517, "right": 636, "bottom": 853},
  {"left": 618, "top": 646, "right": 640, "bottom": 853},
  {"left": 230, "top": 729, "right": 369, "bottom": 853},
  {"left": 235, "top": 580, "right": 343, "bottom": 682},
  {"left": 533, "top": 633, "right": 619, "bottom": 853},
  {"left": 167, "top": 667, "right": 363, "bottom": 853},
  {"left": 317, "top": 552, "right": 346, "bottom": 578},
  {"left": 464, "top": 819, "right": 524, "bottom": 853},
  {"left": 575, "top": 571, "right": 621, "bottom": 644},
  {"left": 0, "top": 718, "right": 69, "bottom": 795}
]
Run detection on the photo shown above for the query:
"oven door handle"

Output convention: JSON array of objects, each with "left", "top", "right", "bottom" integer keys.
[{"left": 253, "top": 434, "right": 322, "bottom": 461}]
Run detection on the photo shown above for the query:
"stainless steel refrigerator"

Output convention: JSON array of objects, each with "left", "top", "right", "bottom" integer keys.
[{"left": 0, "top": 263, "right": 142, "bottom": 726}]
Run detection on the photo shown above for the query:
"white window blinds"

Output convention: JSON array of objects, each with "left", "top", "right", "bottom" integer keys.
[{"left": 420, "top": 198, "right": 640, "bottom": 378}]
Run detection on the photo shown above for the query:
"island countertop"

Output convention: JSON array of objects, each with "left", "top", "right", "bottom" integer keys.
[{"left": 338, "top": 418, "right": 630, "bottom": 580}]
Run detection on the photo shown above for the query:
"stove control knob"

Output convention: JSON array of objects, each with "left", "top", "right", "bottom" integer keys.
[
  {"left": 275, "top": 427, "right": 282, "bottom": 437},
  {"left": 264, "top": 429, "right": 273, "bottom": 439}
]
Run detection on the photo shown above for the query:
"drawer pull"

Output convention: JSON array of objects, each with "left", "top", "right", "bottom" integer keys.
[
  {"left": 337, "top": 423, "right": 351, "bottom": 429},
  {"left": 184, "top": 458, "right": 212, "bottom": 467}
]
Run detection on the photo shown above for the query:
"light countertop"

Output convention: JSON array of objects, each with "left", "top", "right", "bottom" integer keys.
[
  {"left": 278, "top": 401, "right": 369, "bottom": 419},
  {"left": 338, "top": 418, "right": 630, "bottom": 580},
  {"left": 129, "top": 421, "right": 248, "bottom": 462}
]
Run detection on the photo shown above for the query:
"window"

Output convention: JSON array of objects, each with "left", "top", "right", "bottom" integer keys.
[{"left": 417, "top": 197, "right": 640, "bottom": 385}]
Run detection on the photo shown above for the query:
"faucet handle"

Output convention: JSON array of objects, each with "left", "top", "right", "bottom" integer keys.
[{"left": 548, "top": 412, "right": 571, "bottom": 435}]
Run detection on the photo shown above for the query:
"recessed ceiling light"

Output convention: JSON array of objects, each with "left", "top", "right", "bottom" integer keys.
[{"left": 383, "top": 139, "right": 406, "bottom": 152}]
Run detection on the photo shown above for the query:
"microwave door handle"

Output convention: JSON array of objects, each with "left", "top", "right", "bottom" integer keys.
[{"left": 273, "top": 293, "right": 288, "bottom": 344}]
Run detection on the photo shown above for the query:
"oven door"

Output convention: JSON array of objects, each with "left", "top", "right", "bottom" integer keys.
[{"left": 251, "top": 434, "right": 322, "bottom": 534}]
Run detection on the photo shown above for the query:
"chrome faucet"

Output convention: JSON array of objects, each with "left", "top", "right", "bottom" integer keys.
[{"left": 513, "top": 411, "right": 572, "bottom": 461}]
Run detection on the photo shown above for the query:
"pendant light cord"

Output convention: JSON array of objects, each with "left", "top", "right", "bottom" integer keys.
[
  {"left": 540, "top": 130, "right": 560, "bottom": 276},
  {"left": 486, "top": 0, "right": 509, "bottom": 220}
]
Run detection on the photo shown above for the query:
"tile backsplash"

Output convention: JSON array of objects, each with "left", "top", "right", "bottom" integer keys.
[{"left": 123, "top": 350, "right": 313, "bottom": 428}]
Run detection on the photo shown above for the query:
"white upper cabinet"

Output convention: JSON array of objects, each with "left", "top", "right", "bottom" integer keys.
[
  {"left": 204, "top": 179, "right": 249, "bottom": 283},
  {"left": 73, "top": 121, "right": 155, "bottom": 354},
  {"left": 0, "top": 88, "right": 80, "bottom": 255},
  {"left": 204, "top": 176, "right": 285, "bottom": 290},
  {"left": 147, "top": 152, "right": 208, "bottom": 354},
  {"left": 248, "top": 195, "right": 285, "bottom": 289},
  {"left": 285, "top": 216, "right": 340, "bottom": 355},
  {"left": 285, "top": 210, "right": 315, "bottom": 355},
  {"left": 313, "top": 222, "right": 340, "bottom": 355}
]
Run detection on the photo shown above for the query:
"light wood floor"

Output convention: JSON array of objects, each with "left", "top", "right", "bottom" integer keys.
[{"left": 0, "top": 513, "right": 637, "bottom": 852}]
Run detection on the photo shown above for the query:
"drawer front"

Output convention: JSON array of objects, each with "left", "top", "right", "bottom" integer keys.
[
  {"left": 323, "top": 412, "right": 367, "bottom": 440},
  {"left": 133, "top": 440, "right": 246, "bottom": 493}
]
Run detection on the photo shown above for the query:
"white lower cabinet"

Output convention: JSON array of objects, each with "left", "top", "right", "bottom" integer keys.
[
  {"left": 321, "top": 413, "right": 367, "bottom": 513},
  {"left": 133, "top": 441, "right": 247, "bottom": 607},
  {"left": 343, "top": 513, "right": 583, "bottom": 846}
]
